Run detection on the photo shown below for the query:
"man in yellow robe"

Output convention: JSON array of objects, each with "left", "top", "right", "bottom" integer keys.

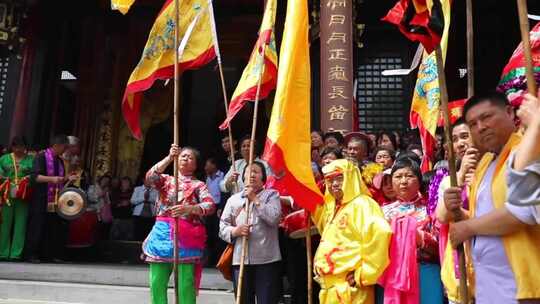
[
  {"left": 312, "top": 159, "right": 392, "bottom": 304},
  {"left": 444, "top": 93, "right": 540, "bottom": 303}
]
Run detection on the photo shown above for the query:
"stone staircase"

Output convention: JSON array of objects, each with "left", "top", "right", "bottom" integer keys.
[{"left": 0, "top": 262, "right": 234, "bottom": 304}]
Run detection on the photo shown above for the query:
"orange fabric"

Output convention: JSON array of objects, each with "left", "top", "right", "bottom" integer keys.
[{"left": 262, "top": 0, "right": 322, "bottom": 212}]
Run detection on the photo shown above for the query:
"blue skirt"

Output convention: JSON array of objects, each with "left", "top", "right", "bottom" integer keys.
[
  {"left": 142, "top": 220, "right": 203, "bottom": 263},
  {"left": 419, "top": 263, "right": 444, "bottom": 304}
]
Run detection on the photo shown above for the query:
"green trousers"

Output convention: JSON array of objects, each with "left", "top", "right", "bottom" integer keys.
[
  {"left": 0, "top": 199, "right": 28, "bottom": 259},
  {"left": 149, "top": 262, "right": 196, "bottom": 304}
]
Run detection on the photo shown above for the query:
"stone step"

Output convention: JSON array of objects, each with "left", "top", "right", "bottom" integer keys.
[
  {"left": 0, "top": 279, "right": 234, "bottom": 304},
  {"left": 0, "top": 262, "right": 232, "bottom": 291}
]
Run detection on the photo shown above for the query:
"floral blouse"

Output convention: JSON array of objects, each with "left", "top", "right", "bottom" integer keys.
[
  {"left": 146, "top": 165, "right": 215, "bottom": 220},
  {"left": 382, "top": 195, "right": 440, "bottom": 263}
]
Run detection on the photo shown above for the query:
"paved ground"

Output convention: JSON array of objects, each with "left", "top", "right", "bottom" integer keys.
[
  {"left": 0, "top": 262, "right": 234, "bottom": 304},
  {"left": 0, "top": 262, "right": 231, "bottom": 290}
]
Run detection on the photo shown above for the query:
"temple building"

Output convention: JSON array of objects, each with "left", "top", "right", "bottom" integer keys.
[{"left": 0, "top": 0, "right": 537, "bottom": 181}]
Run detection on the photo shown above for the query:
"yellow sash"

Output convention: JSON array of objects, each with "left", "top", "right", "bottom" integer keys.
[{"left": 469, "top": 133, "right": 540, "bottom": 299}]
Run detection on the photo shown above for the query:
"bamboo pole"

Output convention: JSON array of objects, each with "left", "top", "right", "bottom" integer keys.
[
  {"left": 207, "top": 0, "right": 238, "bottom": 193},
  {"left": 517, "top": 0, "right": 538, "bottom": 96},
  {"left": 236, "top": 46, "right": 267, "bottom": 304},
  {"left": 305, "top": 213, "right": 313, "bottom": 304},
  {"left": 466, "top": 0, "right": 474, "bottom": 98},
  {"left": 434, "top": 46, "right": 469, "bottom": 304},
  {"left": 172, "top": 0, "right": 181, "bottom": 303}
]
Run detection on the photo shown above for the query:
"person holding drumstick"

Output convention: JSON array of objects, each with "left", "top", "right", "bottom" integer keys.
[{"left": 25, "top": 134, "right": 76, "bottom": 263}]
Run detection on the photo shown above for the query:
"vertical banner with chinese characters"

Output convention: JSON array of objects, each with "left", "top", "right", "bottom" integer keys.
[{"left": 320, "top": 0, "right": 354, "bottom": 133}]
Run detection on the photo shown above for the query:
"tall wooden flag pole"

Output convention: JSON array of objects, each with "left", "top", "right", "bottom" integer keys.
[
  {"left": 172, "top": 0, "right": 182, "bottom": 303},
  {"left": 306, "top": 214, "right": 313, "bottom": 304},
  {"left": 466, "top": 0, "right": 474, "bottom": 97},
  {"left": 207, "top": 0, "right": 238, "bottom": 182},
  {"left": 235, "top": 48, "right": 267, "bottom": 304},
  {"left": 517, "top": 0, "right": 538, "bottom": 96},
  {"left": 434, "top": 46, "right": 469, "bottom": 304}
]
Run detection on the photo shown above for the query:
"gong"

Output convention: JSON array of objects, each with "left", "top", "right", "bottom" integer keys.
[{"left": 56, "top": 187, "right": 88, "bottom": 220}]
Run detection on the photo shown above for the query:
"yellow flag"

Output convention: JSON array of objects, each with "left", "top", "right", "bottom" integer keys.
[
  {"left": 122, "top": 0, "right": 216, "bottom": 139},
  {"left": 219, "top": 0, "right": 278, "bottom": 130},
  {"left": 262, "top": 0, "right": 323, "bottom": 212},
  {"left": 409, "top": 0, "right": 451, "bottom": 170},
  {"left": 111, "top": 0, "right": 135, "bottom": 15}
]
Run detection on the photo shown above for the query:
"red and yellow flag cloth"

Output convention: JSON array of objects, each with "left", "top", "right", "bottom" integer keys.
[
  {"left": 218, "top": 0, "right": 278, "bottom": 130},
  {"left": 384, "top": 0, "right": 451, "bottom": 172},
  {"left": 122, "top": 0, "right": 216, "bottom": 139},
  {"left": 437, "top": 99, "right": 465, "bottom": 127},
  {"left": 262, "top": 0, "right": 323, "bottom": 212},
  {"left": 111, "top": 0, "right": 135, "bottom": 14},
  {"left": 382, "top": 0, "right": 446, "bottom": 54}
]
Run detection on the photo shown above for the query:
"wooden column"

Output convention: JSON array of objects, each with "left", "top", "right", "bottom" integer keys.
[{"left": 320, "top": 0, "right": 354, "bottom": 133}]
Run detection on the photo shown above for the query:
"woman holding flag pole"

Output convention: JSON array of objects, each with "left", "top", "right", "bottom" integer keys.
[
  {"left": 115, "top": 0, "right": 241, "bottom": 302},
  {"left": 216, "top": 0, "right": 279, "bottom": 301}
]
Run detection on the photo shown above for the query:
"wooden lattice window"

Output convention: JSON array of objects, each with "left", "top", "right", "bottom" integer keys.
[{"left": 356, "top": 56, "right": 407, "bottom": 131}]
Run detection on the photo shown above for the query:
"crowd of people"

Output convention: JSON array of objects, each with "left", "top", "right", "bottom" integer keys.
[
  {"left": 0, "top": 135, "right": 162, "bottom": 263},
  {"left": 1, "top": 92, "right": 540, "bottom": 304}
]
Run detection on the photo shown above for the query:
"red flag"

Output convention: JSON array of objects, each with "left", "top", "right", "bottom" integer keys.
[
  {"left": 437, "top": 99, "right": 466, "bottom": 127},
  {"left": 382, "top": 0, "right": 447, "bottom": 54}
]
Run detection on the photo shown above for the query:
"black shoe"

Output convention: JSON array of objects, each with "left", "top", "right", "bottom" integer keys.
[
  {"left": 27, "top": 257, "right": 41, "bottom": 264},
  {"left": 52, "top": 258, "right": 65, "bottom": 263}
]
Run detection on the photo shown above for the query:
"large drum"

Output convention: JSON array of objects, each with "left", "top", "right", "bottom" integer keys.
[
  {"left": 67, "top": 208, "right": 99, "bottom": 248},
  {"left": 281, "top": 209, "right": 319, "bottom": 239}
]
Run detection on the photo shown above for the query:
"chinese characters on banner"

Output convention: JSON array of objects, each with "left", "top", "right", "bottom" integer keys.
[{"left": 320, "top": 0, "right": 353, "bottom": 134}]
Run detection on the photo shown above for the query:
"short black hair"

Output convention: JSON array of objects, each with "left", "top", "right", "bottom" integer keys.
[
  {"left": 450, "top": 117, "right": 467, "bottom": 134},
  {"left": 206, "top": 157, "right": 218, "bottom": 166},
  {"left": 240, "top": 135, "right": 253, "bottom": 145},
  {"left": 10, "top": 136, "right": 27, "bottom": 149},
  {"left": 463, "top": 92, "right": 510, "bottom": 121},
  {"left": 395, "top": 151, "right": 421, "bottom": 166},
  {"left": 120, "top": 176, "right": 133, "bottom": 188},
  {"left": 323, "top": 132, "right": 344, "bottom": 144},
  {"left": 242, "top": 161, "right": 267, "bottom": 184},
  {"left": 180, "top": 146, "right": 201, "bottom": 169},
  {"left": 239, "top": 135, "right": 259, "bottom": 155},
  {"left": 98, "top": 174, "right": 112, "bottom": 185},
  {"left": 391, "top": 157, "right": 424, "bottom": 192},
  {"left": 221, "top": 134, "right": 237, "bottom": 143},
  {"left": 320, "top": 147, "right": 343, "bottom": 159},
  {"left": 311, "top": 130, "right": 325, "bottom": 139},
  {"left": 376, "top": 131, "right": 398, "bottom": 150},
  {"left": 422, "top": 170, "right": 436, "bottom": 193},
  {"left": 372, "top": 146, "right": 396, "bottom": 161},
  {"left": 51, "top": 134, "right": 69, "bottom": 145}
]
